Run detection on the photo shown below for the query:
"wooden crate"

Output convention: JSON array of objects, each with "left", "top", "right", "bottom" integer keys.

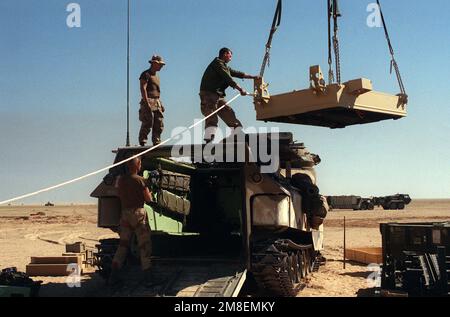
[
  {"left": 65, "top": 242, "right": 85, "bottom": 253},
  {"left": 31, "top": 256, "right": 81, "bottom": 266},
  {"left": 62, "top": 253, "right": 86, "bottom": 263},
  {"left": 26, "top": 255, "right": 83, "bottom": 276},
  {"left": 346, "top": 247, "right": 382, "bottom": 264},
  {"left": 26, "top": 264, "right": 82, "bottom": 276}
]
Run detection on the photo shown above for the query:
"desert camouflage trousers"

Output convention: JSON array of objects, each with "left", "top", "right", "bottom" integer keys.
[
  {"left": 200, "top": 91, "right": 242, "bottom": 141},
  {"left": 139, "top": 98, "right": 164, "bottom": 145},
  {"left": 112, "top": 208, "right": 152, "bottom": 271}
]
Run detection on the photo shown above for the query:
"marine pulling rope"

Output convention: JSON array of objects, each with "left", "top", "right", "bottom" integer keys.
[
  {"left": 0, "top": 94, "right": 243, "bottom": 205},
  {"left": 259, "top": 0, "right": 282, "bottom": 78}
]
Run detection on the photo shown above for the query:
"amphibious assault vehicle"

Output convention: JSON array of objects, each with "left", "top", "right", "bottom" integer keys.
[{"left": 91, "top": 132, "right": 328, "bottom": 296}]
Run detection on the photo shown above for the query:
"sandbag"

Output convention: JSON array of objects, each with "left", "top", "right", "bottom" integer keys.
[
  {"left": 159, "top": 170, "right": 190, "bottom": 192},
  {"left": 157, "top": 189, "right": 191, "bottom": 216}
]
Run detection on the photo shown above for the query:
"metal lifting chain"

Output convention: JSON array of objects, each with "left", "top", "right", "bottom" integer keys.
[
  {"left": 332, "top": 0, "right": 341, "bottom": 85},
  {"left": 333, "top": 34, "right": 341, "bottom": 85},
  {"left": 327, "top": 0, "right": 334, "bottom": 84},
  {"left": 377, "top": 0, "right": 408, "bottom": 103},
  {"left": 328, "top": 0, "right": 341, "bottom": 85},
  {"left": 260, "top": 0, "right": 282, "bottom": 78}
]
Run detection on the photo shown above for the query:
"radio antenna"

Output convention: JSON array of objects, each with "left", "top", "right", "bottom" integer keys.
[{"left": 125, "top": 0, "right": 131, "bottom": 147}]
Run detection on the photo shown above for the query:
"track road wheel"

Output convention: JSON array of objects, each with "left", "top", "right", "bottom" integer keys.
[
  {"left": 286, "top": 254, "right": 296, "bottom": 285},
  {"left": 297, "top": 252, "right": 306, "bottom": 279},
  {"left": 303, "top": 251, "right": 311, "bottom": 275},
  {"left": 307, "top": 250, "right": 313, "bottom": 274},
  {"left": 290, "top": 253, "right": 301, "bottom": 284}
]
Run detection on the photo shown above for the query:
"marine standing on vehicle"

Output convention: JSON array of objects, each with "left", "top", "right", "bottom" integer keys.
[
  {"left": 138, "top": 55, "right": 166, "bottom": 147},
  {"left": 200, "top": 47, "right": 259, "bottom": 143}
]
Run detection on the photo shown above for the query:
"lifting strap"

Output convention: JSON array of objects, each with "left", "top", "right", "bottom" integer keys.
[
  {"left": 259, "top": 0, "right": 282, "bottom": 78},
  {"left": 377, "top": 0, "right": 408, "bottom": 104}
]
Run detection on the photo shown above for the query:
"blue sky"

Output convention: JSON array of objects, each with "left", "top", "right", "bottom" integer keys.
[{"left": 1, "top": 0, "right": 449, "bottom": 204}]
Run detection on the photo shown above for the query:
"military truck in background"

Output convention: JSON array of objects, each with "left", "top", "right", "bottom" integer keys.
[
  {"left": 91, "top": 133, "right": 329, "bottom": 297},
  {"left": 373, "top": 194, "right": 412, "bottom": 210},
  {"left": 327, "top": 195, "right": 374, "bottom": 211},
  {"left": 327, "top": 194, "right": 412, "bottom": 211}
]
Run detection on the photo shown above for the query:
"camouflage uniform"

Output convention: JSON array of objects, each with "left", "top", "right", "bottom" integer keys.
[
  {"left": 139, "top": 69, "right": 164, "bottom": 146},
  {"left": 200, "top": 91, "right": 242, "bottom": 133},
  {"left": 112, "top": 174, "right": 152, "bottom": 271},
  {"left": 139, "top": 98, "right": 164, "bottom": 146},
  {"left": 200, "top": 57, "right": 245, "bottom": 141}
]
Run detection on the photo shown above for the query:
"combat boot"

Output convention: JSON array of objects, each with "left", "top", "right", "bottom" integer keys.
[
  {"left": 153, "top": 139, "right": 161, "bottom": 146},
  {"left": 316, "top": 251, "right": 327, "bottom": 265},
  {"left": 139, "top": 137, "right": 148, "bottom": 146}
]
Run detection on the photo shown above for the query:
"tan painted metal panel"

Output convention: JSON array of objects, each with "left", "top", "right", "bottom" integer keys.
[{"left": 254, "top": 78, "right": 407, "bottom": 127}]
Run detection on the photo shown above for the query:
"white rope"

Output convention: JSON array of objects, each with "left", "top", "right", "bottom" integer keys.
[{"left": 0, "top": 94, "right": 242, "bottom": 205}]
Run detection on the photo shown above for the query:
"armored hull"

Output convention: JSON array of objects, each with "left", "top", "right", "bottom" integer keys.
[{"left": 91, "top": 133, "right": 328, "bottom": 296}]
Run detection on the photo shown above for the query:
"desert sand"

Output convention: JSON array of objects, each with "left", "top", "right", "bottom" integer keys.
[{"left": 0, "top": 199, "right": 449, "bottom": 297}]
